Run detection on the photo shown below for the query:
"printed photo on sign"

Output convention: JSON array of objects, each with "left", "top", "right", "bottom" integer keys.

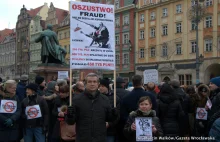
[
  {"left": 196, "top": 107, "right": 208, "bottom": 120},
  {"left": 25, "top": 105, "right": 42, "bottom": 120},
  {"left": 135, "top": 117, "right": 153, "bottom": 142},
  {"left": 70, "top": 1, "right": 115, "bottom": 70},
  {"left": 0, "top": 100, "right": 17, "bottom": 114}
]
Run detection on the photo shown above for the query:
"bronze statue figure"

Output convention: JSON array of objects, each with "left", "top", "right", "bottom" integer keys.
[{"left": 35, "top": 24, "right": 67, "bottom": 65}]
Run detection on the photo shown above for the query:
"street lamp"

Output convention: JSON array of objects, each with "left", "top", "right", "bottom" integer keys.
[{"left": 188, "top": 0, "right": 206, "bottom": 84}]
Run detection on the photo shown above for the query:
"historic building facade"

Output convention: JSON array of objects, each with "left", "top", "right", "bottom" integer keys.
[
  {"left": 0, "top": 32, "right": 16, "bottom": 80},
  {"left": 135, "top": 0, "right": 220, "bottom": 84},
  {"left": 15, "top": 3, "right": 48, "bottom": 78}
]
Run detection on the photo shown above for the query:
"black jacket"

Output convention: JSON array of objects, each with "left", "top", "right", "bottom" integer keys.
[
  {"left": 115, "top": 88, "right": 129, "bottom": 100},
  {"left": 0, "top": 94, "right": 21, "bottom": 141},
  {"left": 66, "top": 90, "right": 117, "bottom": 142},
  {"left": 105, "top": 91, "right": 120, "bottom": 136},
  {"left": 124, "top": 110, "right": 163, "bottom": 142},
  {"left": 22, "top": 94, "right": 49, "bottom": 129},
  {"left": 16, "top": 82, "right": 26, "bottom": 102},
  {"left": 157, "top": 84, "right": 184, "bottom": 137}
]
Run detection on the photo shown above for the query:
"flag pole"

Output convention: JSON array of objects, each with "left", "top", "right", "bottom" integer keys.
[
  {"left": 114, "top": 70, "right": 116, "bottom": 107},
  {"left": 69, "top": 69, "right": 73, "bottom": 106}
]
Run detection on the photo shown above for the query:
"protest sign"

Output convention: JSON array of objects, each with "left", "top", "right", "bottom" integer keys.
[
  {"left": 206, "top": 97, "right": 212, "bottom": 109},
  {"left": 70, "top": 1, "right": 115, "bottom": 70},
  {"left": 58, "top": 71, "right": 69, "bottom": 79},
  {"left": 25, "top": 105, "right": 42, "bottom": 119},
  {"left": 196, "top": 108, "right": 208, "bottom": 120},
  {"left": 0, "top": 100, "right": 17, "bottom": 113},
  {"left": 143, "top": 69, "right": 158, "bottom": 84},
  {"left": 135, "top": 117, "right": 153, "bottom": 142}
]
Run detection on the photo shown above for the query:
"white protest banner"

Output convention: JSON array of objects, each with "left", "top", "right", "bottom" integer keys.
[
  {"left": 196, "top": 108, "right": 208, "bottom": 120},
  {"left": 58, "top": 71, "right": 68, "bottom": 79},
  {"left": 0, "top": 100, "right": 17, "bottom": 113},
  {"left": 25, "top": 105, "right": 42, "bottom": 119},
  {"left": 206, "top": 97, "right": 212, "bottom": 109},
  {"left": 70, "top": 1, "right": 115, "bottom": 70},
  {"left": 143, "top": 69, "right": 158, "bottom": 84},
  {"left": 135, "top": 117, "right": 153, "bottom": 142}
]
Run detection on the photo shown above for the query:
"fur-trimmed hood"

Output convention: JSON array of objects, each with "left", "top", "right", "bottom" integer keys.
[{"left": 198, "top": 84, "right": 210, "bottom": 98}]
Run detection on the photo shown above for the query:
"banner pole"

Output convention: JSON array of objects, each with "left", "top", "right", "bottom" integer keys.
[
  {"left": 69, "top": 69, "right": 73, "bottom": 106},
  {"left": 114, "top": 70, "right": 116, "bottom": 107}
]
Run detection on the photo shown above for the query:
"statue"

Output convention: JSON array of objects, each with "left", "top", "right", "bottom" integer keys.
[{"left": 35, "top": 24, "right": 67, "bottom": 65}]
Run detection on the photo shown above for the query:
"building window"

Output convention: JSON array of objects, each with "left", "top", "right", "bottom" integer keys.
[
  {"left": 150, "top": 12, "right": 155, "bottom": 20},
  {"left": 64, "top": 32, "right": 67, "bottom": 38},
  {"left": 123, "top": 33, "right": 129, "bottom": 44},
  {"left": 115, "top": 17, "right": 120, "bottom": 27},
  {"left": 150, "top": 28, "right": 155, "bottom": 37},
  {"left": 123, "top": 15, "right": 129, "bottom": 25},
  {"left": 144, "top": 0, "right": 147, "bottom": 5},
  {"left": 162, "top": 8, "right": 168, "bottom": 17},
  {"left": 115, "top": 35, "right": 119, "bottom": 45},
  {"left": 162, "top": 45, "right": 168, "bottom": 56},
  {"left": 191, "top": 0, "right": 198, "bottom": 6},
  {"left": 176, "top": 44, "right": 182, "bottom": 55},
  {"left": 123, "top": 53, "right": 129, "bottom": 64},
  {"left": 150, "top": 47, "right": 156, "bottom": 57},
  {"left": 140, "top": 14, "right": 144, "bottom": 22},
  {"left": 140, "top": 30, "right": 145, "bottom": 39},
  {"left": 140, "top": 49, "right": 145, "bottom": 58},
  {"left": 191, "top": 41, "right": 197, "bottom": 53},
  {"left": 59, "top": 33, "right": 62, "bottom": 40},
  {"left": 176, "top": 23, "right": 182, "bottom": 33},
  {"left": 176, "top": 4, "right": 182, "bottom": 13},
  {"left": 206, "top": 16, "right": 212, "bottom": 28},
  {"left": 205, "top": 39, "right": 212, "bottom": 52},
  {"left": 116, "top": 55, "right": 120, "bottom": 65},
  {"left": 191, "top": 20, "right": 196, "bottom": 30},
  {"left": 179, "top": 75, "right": 184, "bottom": 85},
  {"left": 162, "top": 25, "right": 168, "bottom": 36},
  {"left": 206, "top": 0, "right": 213, "bottom": 6},
  {"left": 186, "top": 74, "right": 192, "bottom": 85},
  {"left": 115, "top": 0, "right": 119, "bottom": 9}
]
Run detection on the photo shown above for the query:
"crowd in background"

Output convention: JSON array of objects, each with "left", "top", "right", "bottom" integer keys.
[{"left": 0, "top": 73, "right": 220, "bottom": 142}]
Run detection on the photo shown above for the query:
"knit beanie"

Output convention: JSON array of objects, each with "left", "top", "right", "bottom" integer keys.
[
  {"left": 100, "top": 78, "right": 110, "bottom": 90},
  {"left": 210, "top": 77, "right": 220, "bottom": 87},
  {"left": 35, "top": 76, "right": 45, "bottom": 85},
  {"left": 26, "top": 83, "right": 38, "bottom": 92}
]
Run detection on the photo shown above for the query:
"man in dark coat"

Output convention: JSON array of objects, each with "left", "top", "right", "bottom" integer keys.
[
  {"left": 35, "top": 76, "right": 46, "bottom": 96},
  {"left": 120, "top": 75, "right": 157, "bottom": 141},
  {"left": 170, "top": 79, "right": 192, "bottom": 137},
  {"left": 115, "top": 77, "right": 129, "bottom": 100},
  {"left": 66, "top": 73, "right": 118, "bottom": 142},
  {"left": 16, "top": 74, "right": 28, "bottom": 102},
  {"left": 99, "top": 78, "right": 120, "bottom": 142}
]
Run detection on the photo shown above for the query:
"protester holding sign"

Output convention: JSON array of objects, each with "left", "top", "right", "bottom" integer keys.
[
  {"left": 21, "top": 83, "right": 49, "bottom": 142},
  {"left": 124, "top": 96, "right": 163, "bottom": 142},
  {"left": 66, "top": 73, "right": 118, "bottom": 142},
  {"left": 0, "top": 80, "right": 21, "bottom": 142}
]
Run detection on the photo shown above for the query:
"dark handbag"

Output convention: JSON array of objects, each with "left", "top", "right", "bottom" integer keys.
[{"left": 60, "top": 120, "right": 76, "bottom": 141}]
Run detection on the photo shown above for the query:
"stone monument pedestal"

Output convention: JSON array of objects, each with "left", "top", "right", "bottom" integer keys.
[{"left": 33, "top": 63, "right": 69, "bottom": 82}]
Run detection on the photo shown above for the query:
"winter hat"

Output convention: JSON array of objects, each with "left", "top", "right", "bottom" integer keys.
[
  {"left": 100, "top": 78, "right": 110, "bottom": 90},
  {"left": 26, "top": 83, "right": 38, "bottom": 92},
  {"left": 210, "top": 77, "right": 220, "bottom": 87},
  {"left": 46, "top": 81, "right": 57, "bottom": 93},
  {"left": 20, "top": 74, "right": 28, "bottom": 81},
  {"left": 35, "top": 76, "right": 45, "bottom": 85}
]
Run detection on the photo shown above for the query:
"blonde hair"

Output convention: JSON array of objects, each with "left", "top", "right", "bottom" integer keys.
[{"left": 5, "top": 80, "right": 17, "bottom": 89}]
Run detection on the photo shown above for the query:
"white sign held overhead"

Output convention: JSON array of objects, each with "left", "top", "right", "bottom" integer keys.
[
  {"left": 70, "top": 1, "right": 115, "bottom": 70},
  {"left": 143, "top": 69, "right": 158, "bottom": 84},
  {"left": 58, "top": 71, "right": 69, "bottom": 79}
]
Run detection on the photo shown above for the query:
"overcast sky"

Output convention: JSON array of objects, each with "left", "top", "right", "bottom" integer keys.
[{"left": 0, "top": 0, "right": 72, "bottom": 30}]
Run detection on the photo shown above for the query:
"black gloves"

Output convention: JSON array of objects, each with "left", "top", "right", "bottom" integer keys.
[
  {"left": 111, "top": 107, "right": 119, "bottom": 116},
  {"left": 67, "top": 106, "right": 75, "bottom": 118}
]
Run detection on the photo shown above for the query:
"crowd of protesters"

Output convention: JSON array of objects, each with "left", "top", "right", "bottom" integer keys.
[{"left": 0, "top": 73, "right": 220, "bottom": 142}]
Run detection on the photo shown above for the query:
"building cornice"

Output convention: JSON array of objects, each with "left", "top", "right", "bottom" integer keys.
[
  {"left": 138, "top": 0, "right": 180, "bottom": 12},
  {"left": 115, "top": 4, "right": 135, "bottom": 14}
]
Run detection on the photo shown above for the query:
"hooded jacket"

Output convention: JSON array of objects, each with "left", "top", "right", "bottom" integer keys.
[
  {"left": 157, "top": 84, "right": 184, "bottom": 136},
  {"left": 124, "top": 110, "right": 163, "bottom": 142}
]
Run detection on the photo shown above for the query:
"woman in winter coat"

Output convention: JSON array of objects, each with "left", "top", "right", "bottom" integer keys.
[
  {"left": 124, "top": 96, "right": 163, "bottom": 142},
  {"left": 157, "top": 83, "right": 184, "bottom": 138},
  {"left": 0, "top": 80, "right": 21, "bottom": 142},
  {"left": 52, "top": 84, "right": 74, "bottom": 142}
]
